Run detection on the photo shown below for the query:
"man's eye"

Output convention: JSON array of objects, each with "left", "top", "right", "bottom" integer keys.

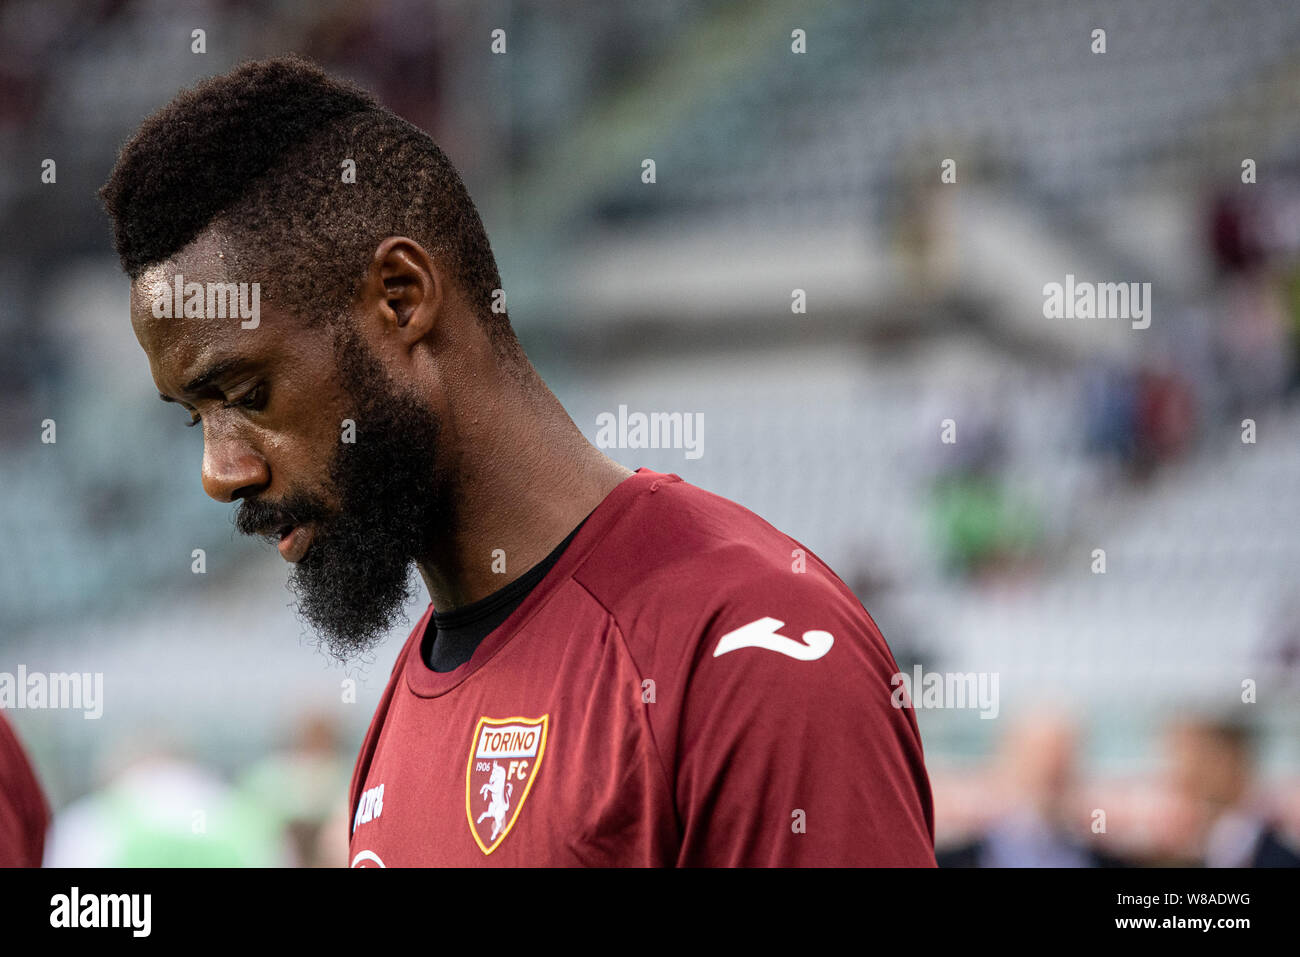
[
  {"left": 177, "top": 384, "right": 264, "bottom": 428},
  {"left": 228, "top": 383, "right": 266, "bottom": 411}
]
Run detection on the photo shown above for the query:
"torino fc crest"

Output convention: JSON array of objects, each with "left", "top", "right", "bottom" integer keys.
[{"left": 465, "top": 715, "right": 548, "bottom": 855}]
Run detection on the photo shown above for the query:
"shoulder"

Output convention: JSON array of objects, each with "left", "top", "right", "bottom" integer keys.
[
  {"left": 578, "top": 478, "right": 935, "bottom": 863},
  {"left": 576, "top": 473, "right": 831, "bottom": 604},
  {"left": 574, "top": 473, "right": 888, "bottom": 677}
]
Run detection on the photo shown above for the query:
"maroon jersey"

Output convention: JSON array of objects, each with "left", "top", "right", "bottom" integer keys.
[
  {"left": 0, "top": 712, "right": 49, "bottom": 867},
  {"left": 349, "top": 469, "right": 935, "bottom": 866}
]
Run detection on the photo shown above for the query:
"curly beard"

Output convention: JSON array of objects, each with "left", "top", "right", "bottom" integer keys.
[{"left": 237, "top": 324, "right": 453, "bottom": 662}]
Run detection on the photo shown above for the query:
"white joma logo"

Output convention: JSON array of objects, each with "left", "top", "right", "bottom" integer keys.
[{"left": 713, "top": 617, "right": 834, "bottom": 661}]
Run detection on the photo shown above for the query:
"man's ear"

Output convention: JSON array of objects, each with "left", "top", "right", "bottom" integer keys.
[{"left": 362, "top": 236, "right": 443, "bottom": 346}]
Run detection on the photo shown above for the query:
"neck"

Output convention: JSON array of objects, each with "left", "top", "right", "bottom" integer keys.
[{"left": 415, "top": 368, "right": 631, "bottom": 611}]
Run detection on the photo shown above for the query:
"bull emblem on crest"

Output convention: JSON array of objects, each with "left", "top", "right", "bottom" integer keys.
[{"left": 475, "top": 761, "right": 514, "bottom": 841}]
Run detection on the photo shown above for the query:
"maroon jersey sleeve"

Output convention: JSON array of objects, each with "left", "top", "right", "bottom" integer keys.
[
  {"left": 669, "top": 564, "right": 936, "bottom": 866},
  {"left": 0, "top": 713, "right": 49, "bottom": 867}
]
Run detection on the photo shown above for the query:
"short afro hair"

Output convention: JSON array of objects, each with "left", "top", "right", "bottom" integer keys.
[{"left": 101, "top": 55, "right": 516, "bottom": 356}]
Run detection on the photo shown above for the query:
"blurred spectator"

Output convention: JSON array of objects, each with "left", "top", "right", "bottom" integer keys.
[
  {"left": 937, "top": 709, "right": 1126, "bottom": 867},
  {"left": 236, "top": 711, "right": 352, "bottom": 867},
  {"left": 1156, "top": 715, "right": 1300, "bottom": 868},
  {"left": 44, "top": 747, "right": 285, "bottom": 867},
  {"left": 1082, "top": 360, "right": 1140, "bottom": 466},
  {"left": 1210, "top": 191, "right": 1268, "bottom": 276},
  {"left": 929, "top": 411, "right": 1039, "bottom": 579},
  {"left": 1131, "top": 364, "right": 1196, "bottom": 478},
  {"left": 1082, "top": 359, "right": 1196, "bottom": 482},
  {"left": 1213, "top": 273, "right": 1293, "bottom": 418}
]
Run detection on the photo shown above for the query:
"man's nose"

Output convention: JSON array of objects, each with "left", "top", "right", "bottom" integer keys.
[{"left": 200, "top": 430, "right": 269, "bottom": 503}]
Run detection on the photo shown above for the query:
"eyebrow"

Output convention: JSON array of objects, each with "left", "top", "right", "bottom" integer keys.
[{"left": 158, "top": 356, "right": 255, "bottom": 402}]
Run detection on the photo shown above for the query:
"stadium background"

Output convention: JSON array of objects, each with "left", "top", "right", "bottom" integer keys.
[{"left": 1, "top": 0, "right": 1298, "bottom": 865}]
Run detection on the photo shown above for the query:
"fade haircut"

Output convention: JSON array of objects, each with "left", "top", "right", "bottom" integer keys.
[{"left": 100, "top": 54, "right": 518, "bottom": 358}]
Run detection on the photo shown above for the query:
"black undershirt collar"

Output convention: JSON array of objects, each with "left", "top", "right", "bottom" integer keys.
[{"left": 421, "top": 516, "right": 589, "bottom": 672}]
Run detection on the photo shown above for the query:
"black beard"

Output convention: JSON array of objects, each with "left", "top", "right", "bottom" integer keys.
[{"left": 236, "top": 325, "right": 452, "bottom": 662}]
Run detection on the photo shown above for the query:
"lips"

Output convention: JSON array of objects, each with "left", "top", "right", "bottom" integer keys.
[{"left": 277, "top": 523, "right": 315, "bottom": 563}]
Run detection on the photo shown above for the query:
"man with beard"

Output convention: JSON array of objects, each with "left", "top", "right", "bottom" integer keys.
[{"left": 101, "top": 56, "right": 935, "bottom": 866}]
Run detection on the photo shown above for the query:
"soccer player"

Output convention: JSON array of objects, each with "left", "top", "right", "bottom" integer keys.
[
  {"left": 0, "top": 713, "right": 49, "bottom": 867},
  {"left": 101, "top": 56, "right": 935, "bottom": 866}
]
